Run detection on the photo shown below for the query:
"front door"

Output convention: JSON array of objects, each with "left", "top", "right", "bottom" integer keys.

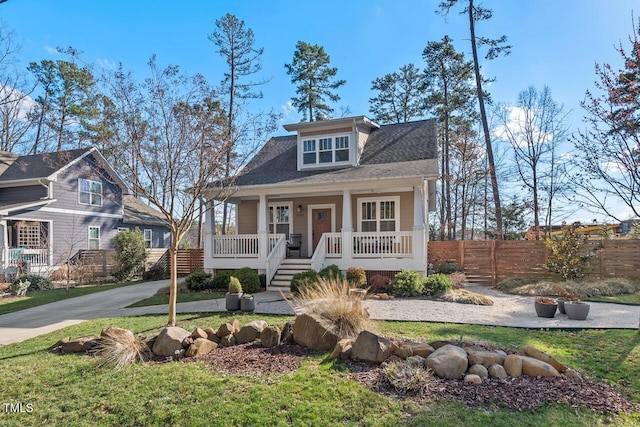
[{"left": 312, "top": 208, "right": 332, "bottom": 252}]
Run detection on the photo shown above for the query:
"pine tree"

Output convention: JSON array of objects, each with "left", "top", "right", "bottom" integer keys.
[{"left": 369, "top": 63, "right": 424, "bottom": 124}]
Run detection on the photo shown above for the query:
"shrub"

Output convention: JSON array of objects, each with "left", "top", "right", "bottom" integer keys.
[
  {"left": 423, "top": 273, "right": 452, "bottom": 296},
  {"left": 10, "top": 279, "right": 30, "bottom": 297},
  {"left": 112, "top": 229, "right": 148, "bottom": 281},
  {"left": 437, "top": 260, "right": 464, "bottom": 274},
  {"left": 368, "top": 274, "right": 391, "bottom": 294},
  {"left": 13, "top": 274, "right": 53, "bottom": 291},
  {"left": 96, "top": 332, "right": 149, "bottom": 370},
  {"left": 390, "top": 270, "right": 424, "bottom": 297},
  {"left": 211, "top": 271, "right": 232, "bottom": 290},
  {"left": 143, "top": 264, "right": 168, "bottom": 281},
  {"left": 383, "top": 359, "right": 433, "bottom": 395},
  {"left": 228, "top": 277, "right": 243, "bottom": 293},
  {"left": 319, "top": 264, "right": 343, "bottom": 281},
  {"left": 258, "top": 274, "right": 266, "bottom": 289},
  {"left": 545, "top": 221, "right": 602, "bottom": 280},
  {"left": 184, "top": 270, "right": 212, "bottom": 291},
  {"left": 447, "top": 272, "right": 467, "bottom": 289},
  {"left": 346, "top": 267, "right": 367, "bottom": 288},
  {"left": 290, "top": 270, "right": 320, "bottom": 294},
  {"left": 233, "top": 267, "right": 260, "bottom": 293}
]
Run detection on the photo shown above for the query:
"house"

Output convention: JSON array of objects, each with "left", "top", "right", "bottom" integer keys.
[
  {"left": 0, "top": 147, "right": 171, "bottom": 278},
  {"left": 203, "top": 116, "right": 438, "bottom": 290}
]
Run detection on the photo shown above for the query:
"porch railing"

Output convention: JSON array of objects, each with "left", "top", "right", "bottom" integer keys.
[
  {"left": 310, "top": 234, "right": 327, "bottom": 271},
  {"left": 212, "top": 235, "right": 259, "bottom": 257},
  {"left": 352, "top": 231, "right": 413, "bottom": 258},
  {"left": 7, "top": 248, "right": 50, "bottom": 266},
  {"left": 325, "top": 233, "right": 342, "bottom": 258},
  {"left": 266, "top": 234, "right": 286, "bottom": 284}
]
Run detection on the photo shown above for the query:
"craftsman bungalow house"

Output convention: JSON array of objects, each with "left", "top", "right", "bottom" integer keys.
[
  {"left": 0, "top": 147, "right": 170, "bottom": 278},
  {"left": 204, "top": 116, "right": 438, "bottom": 290}
]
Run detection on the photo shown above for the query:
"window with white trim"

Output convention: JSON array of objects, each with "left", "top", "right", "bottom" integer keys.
[
  {"left": 301, "top": 134, "right": 349, "bottom": 166},
  {"left": 303, "top": 139, "right": 316, "bottom": 165},
  {"left": 78, "top": 178, "right": 103, "bottom": 206},
  {"left": 358, "top": 197, "right": 399, "bottom": 232},
  {"left": 88, "top": 226, "right": 100, "bottom": 250},
  {"left": 268, "top": 203, "right": 291, "bottom": 238},
  {"left": 144, "top": 229, "right": 152, "bottom": 248}
]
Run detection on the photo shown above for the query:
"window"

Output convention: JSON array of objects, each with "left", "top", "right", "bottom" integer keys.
[
  {"left": 78, "top": 178, "right": 103, "bottom": 206},
  {"left": 301, "top": 134, "right": 349, "bottom": 167},
  {"left": 318, "top": 138, "right": 332, "bottom": 163},
  {"left": 268, "top": 203, "right": 291, "bottom": 238},
  {"left": 88, "top": 227, "right": 100, "bottom": 250},
  {"left": 358, "top": 197, "right": 399, "bottom": 232},
  {"left": 144, "top": 229, "right": 152, "bottom": 248},
  {"left": 335, "top": 136, "right": 349, "bottom": 162},
  {"left": 303, "top": 139, "right": 316, "bottom": 165}
]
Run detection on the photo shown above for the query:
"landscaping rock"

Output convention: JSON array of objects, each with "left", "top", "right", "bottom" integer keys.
[
  {"left": 61, "top": 336, "right": 100, "bottom": 353},
  {"left": 466, "top": 348, "right": 506, "bottom": 368},
  {"left": 351, "top": 331, "right": 393, "bottom": 364},
  {"left": 182, "top": 336, "right": 194, "bottom": 347},
  {"left": 340, "top": 344, "right": 353, "bottom": 361},
  {"left": 564, "top": 368, "right": 581, "bottom": 379},
  {"left": 468, "top": 364, "right": 489, "bottom": 379},
  {"left": 521, "top": 356, "right": 560, "bottom": 377},
  {"left": 488, "top": 363, "right": 508, "bottom": 379},
  {"left": 281, "top": 321, "right": 295, "bottom": 345},
  {"left": 204, "top": 327, "right": 217, "bottom": 342},
  {"left": 464, "top": 374, "right": 482, "bottom": 384},
  {"left": 426, "top": 344, "right": 468, "bottom": 379},
  {"left": 152, "top": 327, "right": 191, "bottom": 357},
  {"left": 260, "top": 325, "right": 281, "bottom": 348},
  {"left": 329, "top": 339, "right": 353, "bottom": 360},
  {"left": 407, "top": 355, "right": 426, "bottom": 366},
  {"left": 191, "top": 328, "right": 208, "bottom": 340},
  {"left": 429, "top": 340, "right": 451, "bottom": 350},
  {"left": 48, "top": 337, "right": 70, "bottom": 351},
  {"left": 216, "top": 319, "right": 240, "bottom": 338},
  {"left": 221, "top": 335, "right": 236, "bottom": 347},
  {"left": 522, "top": 345, "right": 567, "bottom": 373},
  {"left": 101, "top": 327, "right": 135, "bottom": 342},
  {"left": 504, "top": 354, "right": 523, "bottom": 377},
  {"left": 378, "top": 293, "right": 390, "bottom": 300},
  {"left": 236, "top": 320, "right": 268, "bottom": 344},
  {"left": 406, "top": 342, "right": 435, "bottom": 358},
  {"left": 393, "top": 343, "right": 413, "bottom": 359},
  {"left": 185, "top": 338, "right": 218, "bottom": 357},
  {"left": 293, "top": 313, "right": 339, "bottom": 352}
]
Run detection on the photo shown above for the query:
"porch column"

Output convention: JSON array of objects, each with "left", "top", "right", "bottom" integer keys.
[
  {"left": 0, "top": 220, "right": 6, "bottom": 271},
  {"left": 341, "top": 189, "right": 353, "bottom": 262},
  {"left": 204, "top": 201, "right": 214, "bottom": 260},
  {"left": 258, "top": 193, "right": 268, "bottom": 259},
  {"left": 413, "top": 186, "right": 426, "bottom": 271}
]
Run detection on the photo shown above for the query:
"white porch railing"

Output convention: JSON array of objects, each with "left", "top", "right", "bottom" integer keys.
[
  {"left": 352, "top": 231, "right": 413, "bottom": 258},
  {"left": 310, "top": 233, "right": 327, "bottom": 271},
  {"left": 8, "top": 248, "right": 50, "bottom": 266},
  {"left": 325, "top": 232, "right": 342, "bottom": 258},
  {"left": 266, "top": 234, "right": 286, "bottom": 284},
  {"left": 212, "top": 234, "right": 259, "bottom": 257}
]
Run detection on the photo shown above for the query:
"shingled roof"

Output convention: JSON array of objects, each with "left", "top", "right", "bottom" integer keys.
[
  {"left": 122, "top": 195, "right": 169, "bottom": 227},
  {"left": 231, "top": 118, "right": 438, "bottom": 188},
  {"left": 0, "top": 148, "right": 88, "bottom": 182}
]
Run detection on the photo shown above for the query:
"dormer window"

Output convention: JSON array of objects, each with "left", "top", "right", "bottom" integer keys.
[{"left": 301, "top": 134, "right": 350, "bottom": 167}]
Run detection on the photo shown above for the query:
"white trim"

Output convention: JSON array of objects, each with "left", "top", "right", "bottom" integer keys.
[
  {"left": 88, "top": 226, "right": 100, "bottom": 250},
  {"left": 77, "top": 178, "right": 103, "bottom": 207},
  {"left": 357, "top": 196, "right": 400, "bottom": 232},
  {"left": 0, "top": 199, "right": 56, "bottom": 216},
  {"left": 267, "top": 201, "right": 293, "bottom": 238},
  {"left": 307, "top": 203, "right": 336, "bottom": 255},
  {"left": 39, "top": 207, "right": 122, "bottom": 219},
  {"left": 49, "top": 147, "right": 130, "bottom": 193},
  {"left": 298, "top": 132, "right": 353, "bottom": 170}
]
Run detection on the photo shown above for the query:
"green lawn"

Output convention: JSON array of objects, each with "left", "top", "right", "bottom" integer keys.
[
  {"left": 0, "top": 313, "right": 638, "bottom": 426},
  {"left": 126, "top": 291, "right": 226, "bottom": 308},
  {"left": 0, "top": 281, "right": 143, "bottom": 316},
  {"left": 585, "top": 293, "right": 640, "bottom": 305}
]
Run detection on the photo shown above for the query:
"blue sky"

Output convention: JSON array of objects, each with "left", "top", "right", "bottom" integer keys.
[{"left": 2, "top": 0, "right": 638, "bottom": 221}]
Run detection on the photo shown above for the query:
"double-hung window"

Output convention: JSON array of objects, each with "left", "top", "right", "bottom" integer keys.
[
  {"left": 143, "top": 229, "right": 152, "bottom": 248},
  {"left": 301, "top": 134, "right": 350, "bottom": 166},
  {"left": 268, "top": 203, "right": 291, "bottom": 238},
  {"left": 78, "top": 178, "right": 103, "bottom": 206},
  {"left": 318, "top": 138, "right": 332, "bottom": 163},
  {"left": 303, "top": 139, "right": 317, "bottom": 165},
  {"left": 88, "top": 227, "right": 100, "bottom": 250},
  {"left": 335, "top": 136, "right": 349, "bottom": 162},
  {"left": 358, "top": 197, "right": 399, "bottom": 232}
]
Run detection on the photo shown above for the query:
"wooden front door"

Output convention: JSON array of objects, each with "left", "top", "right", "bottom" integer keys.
[{"left": 312, "top": 208, "right": 332, "bottom": 252}]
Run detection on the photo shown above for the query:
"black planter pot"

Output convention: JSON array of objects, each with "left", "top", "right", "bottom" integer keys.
[
  {"left": 535, "top": 301, "right": 558, "bottom": 318},
  {"left": 226, "top": 292, "right": 242, "bottom": 311},
  {"left": 565, "top": 301, "right": 590, "bottom": 320},
  {"left": 241, "top": 297, "right": 255, "bottom": 312},
  {"left": 557, "top": 298, "right": 566, "bottom": 314}
]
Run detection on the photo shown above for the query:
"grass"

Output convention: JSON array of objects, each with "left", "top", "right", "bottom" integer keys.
[
  {"left": 125, "top": 284, "right": 225, "bottom": 308},
  {"left": 0, "top": 281, "right": 143, "bottom": 316},
  {"left": 1, "top": 313, "right": 639, "bottom": 426}
]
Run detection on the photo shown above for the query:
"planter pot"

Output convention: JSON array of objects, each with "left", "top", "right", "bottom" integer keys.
[
  {"left": 226, "top": 292, "right": 242, "bottom": 311},
  {"left": 557, "top": 298, "right": 566, "bottom": 314},
  {"left": 241, "top": 297, "right": 255, "bottom": 312},
  {"left": 535, "top": 301, "right": 558, "bottom": 318},
  {"left": 565, "top": 301, "right": 590, "bottom": 320}
]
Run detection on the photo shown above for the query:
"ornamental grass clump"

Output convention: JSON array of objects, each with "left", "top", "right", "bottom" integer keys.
[
  {"left": 382, "top": 359, "right": 434, "bottom": 395},
  {"left": 96, "top": 334, "right": 149, "bottom": 370},
  {"left": 288, "top": 277, "right": 372, "bottom": 339}
]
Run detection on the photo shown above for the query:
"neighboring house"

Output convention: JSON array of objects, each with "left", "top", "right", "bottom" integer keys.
[
  {"left": 203, "top": 115, "right": 438, "bottom": 290},
  {"left": 0, "top": 147, "right": 171, "bottom": 278}
]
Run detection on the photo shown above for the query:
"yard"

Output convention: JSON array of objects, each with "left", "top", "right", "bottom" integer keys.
[{"left": 0, "top": 312, "right": 638, "bottom": 426}]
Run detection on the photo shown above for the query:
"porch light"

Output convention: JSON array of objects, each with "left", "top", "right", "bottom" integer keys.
[{"left": 297, "top": 204, "right": 303, "bottom": 213}]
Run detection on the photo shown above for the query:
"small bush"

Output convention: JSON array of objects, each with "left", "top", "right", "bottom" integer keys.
[
  {"left": 96, "top": 333, "right": 149, "bottom": 370},
  {"left": 143, "top": 264, "right": 168, "bottom": 281},
  {"left": 13, "top": 274, "right": 53, "bottom": 291},
  {"left": 228, "top": 277, "right": 243, "bottom": 293},
  {"left": 10, "top": 279, "right": 30, "bottom": 296},
  {"left": 368, "top": 274, "right": 391, "bottom": 294},
  {"left": 423, "top": 273, "right": 452, "bottom": 296},
  {"left": 211, "top": 271, "right": 232, "bottom": 290},
  {"left": 447, "top": 272, "right": 467, "bottom": 289},
  {"left": 437, "top": 260, "right": 464, "bottom": 274},
  {"left": 258, "top": 274, "right": 267, "bottom": 289},
  {"left": 319, "top": 264, "right": 343, "bottom": 281},
  {"left": 390, "top": 270, "right": 424, "bottom": 297},
  {"left": 290, "top": 270, "right": 320, "bottom": 294},
  {"left": 184, "top": 270, "right": 212, "bottom": 291},
  {"left": 113, "top": 229, "right": 148, "bottom": 281},
  {"left": 382, "top": 359, "right": 433, "bottom": 395},
  {"left": 440, "top": 289, "right": 494, "bottom": 305},
  {"left": 545, "top": 221, "right": 602, "bottom": 280},
  {"left": 346, "top": 267, "right": 367, "bottom": 288},
  {"left": 233, "top": 267, "right": 260, "bottom": 293}
]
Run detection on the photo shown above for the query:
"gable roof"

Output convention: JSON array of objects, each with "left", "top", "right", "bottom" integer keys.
[
  {"left": 122, "top": 195, "right": 169, "bottom": 227},
  {"left": 228, "top": 118, "right": 438, "bottom": 188}
]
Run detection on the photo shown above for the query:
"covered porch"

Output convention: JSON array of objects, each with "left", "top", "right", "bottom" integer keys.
[{"left": 1, "top": 219, "right": 51, "bottom": 276}]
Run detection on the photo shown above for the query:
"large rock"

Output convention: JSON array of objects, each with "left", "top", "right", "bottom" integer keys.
[
  {"left": 351, "top": 331, "right": 394, "bottom": 364},
  {"left": 329, "top": 339, "right": 354, "bottom": 360},
  {"left": 466, "top": 349, "right": 506, "bottom": 368},
  {"left": 204, "top": 327, "right": 218, "bottom": 342},
  {"left": 406, "top": 342, "right": 435, "bottom": 358},
  {"left": 522, "top": 345, "right": 567, "bottom": 373},
  {"left": 152, "top": 327, "right": 191, "bottom": 357},
  {"left": 185, "top": 338, "right": 218, "bottom": 357},
  {"left": 521, "top": 356, "right": 560, "bottom": 377},
  {"left": 236, "top": 320, "right": 268, "bottom": 344},
  {"left": 464, "top": 374, "right": 482, "bottom": 384},
  {"left": 468, "top": 364, "right": 489, "bottom": 379},
  {"left": 191, "top": 328, "right": 208, "bottom": 340},
  {"left": 216, "top": 319, "right": 240, "bottom": 338},
  {"left": 488, "top": 363, "right": 508, "bottom": 379},
  {"left": 293, "top": 313, "right": 339, "bottom": 352},
  {"left": 426, "top": 344, "right": 468, "bottom": 379},
  {"left": 61, "top": 336, "right": 100, "bottom": 353},
  {"left": 281, "top": 321, "right": 295, "bottom": 344},
  {"left": 101, "top": 327, "right": 135, "bottom": 343},
  {"left": 221, "top": 335, "right": 236, "bottom": 347},
  {"left": 504, "top": 354, "right": 523, "bottom": 377},
  {"left": 260, "top": 325, "right": 281, "bottom": 348}
]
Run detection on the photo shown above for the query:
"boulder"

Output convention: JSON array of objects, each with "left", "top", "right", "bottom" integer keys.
[
  {"left": 185, "top": 338, "right": 218, "bottom": 357},
  {"left": 260, "top": 325, "right": 281, "bottom": 348},
  {"left": 216, "top": 319, "right": 240, "bottom": 338},
  {"left": 340, "top": 344, "right": 352, "bottom": 361},
  {"left": 406, "top": 342, "right": 435, "bottom": 358},
  {"left": 182, "top": 336, "right": 194, "bottom": 347},
  {"left": 191, "top": 328, "right": 208, "bottom": 340},
  {"left": 204, "top": 327, "right": 218, "bottom": 342},
  {"left": 468, "top": 364, "right": 489, "bottom": 379},
  {"left": 101, "top": 327, "right": 135, "bottom": 343},
  {"left": 522, "top": 345, "right": 567, "bottom": 373},
  {"left": 426, "top": 344, "right": 468, "bottom": 379},
  {"left": 329, "top": 339, "right": 353, "bottom": 360},
  {"left": 429, "top": 340, "right": 452, "bottom": 350},
  {"left": 378, "top": 293, "right": 390, "bottom": 300},
  {"left": 48, "top": 337, "right": 71, "bottom": 351},
  {"left": 488, "top": 363, "right": 508, "bottom": 379},
  {"left": 293, "top": 313, "right": 339, "bottom": 352},
  {"left": 393, "top": 343, "right": 413, "bottom": 359},
  {"left": 466, "top": 349, "right": 506, "bottom": 368},
  {"left": 281, "top": 321, "right": 295, "bottom": 345},
  {"left": 61, "top": 336, "right": 100, "bottom": 353},
  {"left": 564, "top": 368, "right": 581, "bottom": 379},
  {"left": 152, "top": 327, "right": 191, "bottom": 357},
  {"left": 503, "top": 354, "right": 523, "bottom": 377},
  {"left": 351, "top": 331, "right": 394, "bottom": 364},
  {"left": 464, "top": 374, "right": 482, "bottom": 384},
  {"left": 236, "top": 320, "right": 268, "bottom": 344},
  {"left": 521, "top": 356, "right": 560, "bottom": 377},
  {"left": 221, "top": 335, "right": 236, "bottom": 347}
]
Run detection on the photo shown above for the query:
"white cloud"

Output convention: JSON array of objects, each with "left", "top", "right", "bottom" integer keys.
[
  {"left": 0, "top": 85, "right": 36, "bottom": 121},
  {"left": 44, "top": 45, "right": 59, "bottom": 55},
  {"left": 280, "top": 101, "right": 295, "bottom": 121},
  {"left": 95, "top": 57, "right": 117, "bottom": 70}
]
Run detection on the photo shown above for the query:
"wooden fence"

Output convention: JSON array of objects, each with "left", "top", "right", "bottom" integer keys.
[
  {"left": 428, "top": 240, "right": 640, "bottom": 285},
  {"left": 169, "top": 249, "right": 204, "bottom": 276}
]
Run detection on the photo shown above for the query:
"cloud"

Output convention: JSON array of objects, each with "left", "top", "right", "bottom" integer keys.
[
  {"left": 0, "top": 85, "right": 36, "bottom": 121},
  {"left": 280, "top": 101, "right": 295, "bottom": 121},
  {"left": 44, "top": 45, "right": 59, "bottom": 55},
  {"left": 95, "top": 57, "right": 117, "bottom": 70}
]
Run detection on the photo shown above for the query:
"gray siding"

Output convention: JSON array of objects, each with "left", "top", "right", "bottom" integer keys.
[{"left": 0, "top": 185, "right": 47, "bottom": 203}]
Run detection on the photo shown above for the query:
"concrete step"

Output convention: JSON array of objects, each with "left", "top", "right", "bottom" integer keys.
[
  {"left": 276, "top": 269, "right": 310, "bottom": 275},
  {"left": 280, "top": 258, "right": 312, "bottom": 265}
]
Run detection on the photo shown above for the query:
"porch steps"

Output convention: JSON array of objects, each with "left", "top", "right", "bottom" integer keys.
[{"left": 268, "top": 258, "right": 312, "bottom": 291}]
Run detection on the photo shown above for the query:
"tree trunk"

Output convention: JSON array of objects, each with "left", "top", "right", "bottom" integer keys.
[{"left": 167, "top": 246, "right": 178, "bottom": 326}]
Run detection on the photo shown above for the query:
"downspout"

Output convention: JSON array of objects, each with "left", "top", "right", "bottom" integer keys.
[{"left": 37, "top": 179, "right": 53, "bottom": 199}]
